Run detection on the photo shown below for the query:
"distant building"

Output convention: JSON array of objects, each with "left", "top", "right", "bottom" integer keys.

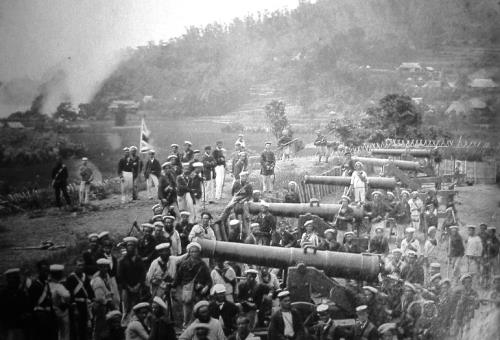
[
  {"left": 398, "top": 62, "right": 423, "bottom": 73},
  {"left": 108, "top": 100, "right": 140, "bottom": 126},
  {"left": 2, "top": 121, "right": 25, "bottom": 129}
]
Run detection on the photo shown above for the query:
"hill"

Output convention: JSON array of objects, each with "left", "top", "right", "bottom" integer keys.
[{"left": 91, "top": 0, "right": 500, "bottom": 117}]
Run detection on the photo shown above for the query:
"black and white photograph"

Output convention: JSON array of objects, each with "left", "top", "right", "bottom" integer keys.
[{"left": 0, "top": 0, "right": 499, "bottom": 339}]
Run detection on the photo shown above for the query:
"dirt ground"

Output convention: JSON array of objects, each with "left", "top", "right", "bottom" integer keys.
[{"left": 0, "top": 159, "right": 498, "bottom": 276}]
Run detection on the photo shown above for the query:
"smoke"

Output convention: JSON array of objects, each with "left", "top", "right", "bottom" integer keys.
[{"left": 0, "top": 0, "right": 299, "bottom": 116}]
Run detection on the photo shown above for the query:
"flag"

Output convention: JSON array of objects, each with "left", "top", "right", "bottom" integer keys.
[{"left": 140, "top": 118, "right": 154, "bottom": 153}]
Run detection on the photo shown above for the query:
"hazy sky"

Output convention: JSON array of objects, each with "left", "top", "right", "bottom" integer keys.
[{"left": 0, "top": 0, "right": 301, "bottom": 80}]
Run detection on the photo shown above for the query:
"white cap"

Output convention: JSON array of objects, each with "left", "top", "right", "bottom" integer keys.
[
  {"left": 401, "top": 190, "right": 410, "bottom": 196},
  {"left": 49, "top": 264, "right": 64, "bottom": 272},
  {"left": 392, "top": 248, "right": 402, "bottom": 254},
  {"left": 245, "top": 268, "right": 258, "bottom": 275},
  {"left": 277, "top": 290, "right": 290, "bottom": 299},
  {"left": 106, "top": 310, "right": 122, "bottom": 320},
  {"left": 187, "top": 242, "right": 201, "bottom": 251},
  {"left": 162, "top": 215, "right": 175, "bottom": 221},
  {"left": 88, "top": 233, "right": 99, "bottom": 240},
  {"left": 153, "top": 222, "right": 164, "bottom": 229},
  {"left": 161, "top": 162, "right": 171, "bottom": 168},
  {"left": 123, "top": 236, "right": 138, "bottom": 244},
  {"left": 405, "top": 227, "right": 416, "bottom": 233},
  {"left": 4, "top": 268, "right": 20, "bottom": 275},
  {"left": 184, "top": 141, "right": 192, "bottom": 146},
  {"left": 212, "top": 284, "right": 226, "bottom": 294},
  {"left": 82, "top": 157, "right": 88, "bottom": 161},
  {"left": 460, "top": 273, "right": 472, "bottom": 282},
  {"left": 427, "top": 226, "right": 437, "bottom": 234},
  {"left": 239, "top": 171, "right": 249, "bottom": 177},
  {"left": 229, "top": 220, "right": 241, "bottom": 226},
  {"left": 170, "top": 144, "right": 179, "bottom": 148},
  {"left": 96, "top": 258, "right": 111, "bottom": 266},
  {"left": 430, "top": 273, "right": 442, "bottom": 282},
  {"left": 304, "top": 220, "right": 314, "bottom": 227},
  {"left": 152, "top": 214, "right": 163, "bottom": 221},
  {"left": 467, "top": 225, "right": 476, "bottom": 229},
  {"left": 355, "top": 305, "right": 368, "bottom": 312},
  {"left": 371, "top": 191, "right": 382, "bottom": 197},
  {"left": 152, "top": 296, "right": 168, "bottom": 310},
  {"left": 378, "top": 323, "right": 397, "bottom": 335},
  {"left": 324, "top": 229, "right": 336, "bottom": 235},
  {"left": 430, "top": 262, "right": 441, "bottom": 269},
  {"left": 192, "top": 162, "right": 203, "bottom": 168},
  {"left": 344, "top": 231, "right": 354, "bottom": 237},
  {"left": 316, "top": 304, "right": 329, "bottom": 313},
  {"left": 132, "top": 302, "right": 150, "bottom": 311},
  {"left": 155, "top": 243, "right": 171, "bottom": 251},
  {"left": 250, "top": 222, "right": 260, "bottom": 228},
  {"left": 180, "top": 211, "right": 191, "bottom": 217},
  {"left": 363, "top": 286, "right": 378, "bottom": 294},
  {"left": 407, "top": 250, "right": 417, "bottom": 257},
  {"left": 98, "top": 231, "right": 109, "bottom": 239}
]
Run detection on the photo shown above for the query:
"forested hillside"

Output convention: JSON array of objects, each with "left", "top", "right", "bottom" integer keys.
[{"left": 91, "top": 0, "right": 500, "bottom": 116}]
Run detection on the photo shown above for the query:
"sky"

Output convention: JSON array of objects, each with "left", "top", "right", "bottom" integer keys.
[{"left": 0, "top": 0, "right": 302, "bottom": 114}]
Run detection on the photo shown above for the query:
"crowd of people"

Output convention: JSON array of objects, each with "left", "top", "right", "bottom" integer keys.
[{"left": 9, "top": 135, "right": 500, "bottom": 340}]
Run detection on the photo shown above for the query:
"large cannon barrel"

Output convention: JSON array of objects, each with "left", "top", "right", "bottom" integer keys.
[
  {"left": 304, "top": 175, "right": 396, "bottom": 189},
  {"left": 352, "top": 156, "right": 421, "bottom": 171},
  {"left": 247, "top": 201, "right": 365, "bottom": 219},
  {"left": 371, "top": 148, "right": 431, "bottom": 157},
  {"left": 197, "top": 238, "right": 381, "bottom": 281}
]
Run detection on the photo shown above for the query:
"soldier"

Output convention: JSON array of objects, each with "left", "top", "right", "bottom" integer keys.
[
  {"left": 0, "top": 268, "right": 30, "bottom": 340},
  {"left": 181, "top": 141, "right": 194, "bottom": 163},
  {"left": 174, "top": 242, "right": 212, "bottom": 327},
  {"left": 125, "top": 302, "right": 150, "bottom": 339},
  {"left": 158, "top": 162, "right": 177, "bottom": 214},
  {"left": 483, "top": 226, "right": 500, "bottom": 287},
  {"left": 368, "top": 225, "right": 389, "bottom": 254},
  {"left": 91, "top": 258, "right": 119, "bottom": 340},
  {"left": 190, "top": 162, "right": 204, "bottom": 219},
  {"left": 400, "top": 227, "right": 421, "bottom": 257},
  {"left": 66, "top": 258, "right": 94, "bottom": 340},
  {"left": 52, "top": 157, "right": 72, "bottom": 208},
  {"left": 175, "top": 211, "right": 194, "bottom": 253},
  {"left": 268, "top": 290, "right": 305, "bottom": 339},
  {"left": 465, "top": 225, "right": 483, "bottom": 283},
  {"left": 79, "top": 157, "right": 94, "bottom": 205},
  {"left": 314, "top": 130, "right": 328, "bottom": 163},
  {"left": 300, "top": 220, "right": 320, "bottom": 248},
  {"left": 201, "top": 145, "right": 216, "bottom": 204},
  {"left": 128, "top": 146, "right": 143, "bottom": 200},
  {"left": 400, "top": 250, "right": 424, "bottom": 285},
  {"left": 208, "top": 284, "right": 240, "bottom": 336},
  {"left": 176, "top": 163, "right": 196, "bottom": 223},
  {"left": 28, "top": 260, "right": 57, "bottom": 340},
  {"left": 117, "top": 237, "right": 146, "bottom": 323},
  {"left": 352, "top": 305, "right": 378, "bottom": 340},
  {"left": 146, "top": 243, "right": 177, "bottom": 300},
  {"left": 448, "top": 225, "right": 465, "bottom": 279},
  {"left": 450, "top": 274, "right": 480, "bottom": 336},
  {"left": 118, "top": 147, "right": 133, "bottom": 203},
  {"left": 212, "top": 141, "right": 226, "bottom": 200},
  {"left": 318, "top": 229, "right": 344, "bottom": 252},
  {"left": 48, "top": 264, "right": 71, "bottom": 340},
  {"left": 350, "top": 162, "right": 368, "bottom": 204},
  {"left": 256, "top": 203, "right": 277, "bottom": 245},
  {"left": 83, "top": 233, "right": 102, "bottom": 276},
  {"left": 144, "top": 150, "right": 161, "bottom": 200},
  {"left": 260, "top": 142, "right": 276, "bottom": 193}
]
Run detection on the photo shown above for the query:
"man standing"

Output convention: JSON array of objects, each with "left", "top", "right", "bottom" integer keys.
[
  {"left": 201, "top": 145, "right": 216, "bottom": 204},
  {"left": 176, "top": 164, "right": 196, "bottom": 222},
  {"left": 400, "top": 227, "right": 421, "bottom": 257},
  {"left": 208, "top": 284, "right": 240, "bottom": 336},
  {"left": 268, "top": 290, "right": 305, "bottom": 340},
  {"left": 129, "top": 146, "right": 143, "bottom": 200},
  {"left": 423, "top": 226, "right": 439, "bottom": 280},
  {"left": 146, "top": 243, "right": 178, "bottom": 299},
  {"left": 175, "top": 211, "right": 194, "bottom": 253},
  {"left": 260, "top": 142, "right": 276, "bottom": 193},
  {"left": 314, "top": 130, "right": 328, "bottom": 163},
  {"left": 79, "top": 157, "right": 93, "bottom": 205},
  {"left": 144, "top": 150, "right": 161, "bottom": 200},
  {"left": 48, "top": 265, "right": 71, "bottom": 340},
  {"left": 158, "top": 162, "right": 177, "bottom": 213},
  {"left": 353, "top": 305, "right": 378, "bottom": 340},
  {"left": 350, "top": 162, "right": 368, "bottom": 204},
  {"left": 465, "top": 225, "right": 483, "bottom": 283},
  {"left": 117, "top": 237, "right": 146, "bottom": 322},
  {"left": 118, "top": 147, "right": 133, "bottom": 203},
  {"left": 52, "top": 157, "right": 72, "bottom": 208},
  {"left": 66, "top": 258, "right": 94, "bottom": 340},
  {"left": 213, "top": 141, "right": 226, "bottom": 200},
  {"left": 278, "top": 129, "right": 293, "bottom": 161},
  {"left": 181, "top": 141, "right": 194, "bottom": 163}
]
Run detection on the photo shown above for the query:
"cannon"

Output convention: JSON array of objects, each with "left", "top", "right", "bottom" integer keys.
[
  {"left": 196, "top": 238, "right": 381, "bottom": 313},
  {"left": 352, "top": 156, "right": 421, "bottom": 171},
  {"left": 246, "top": 201, "right": 365, "bottom": 219},
  {"left": 371, "top": 148, "right": 431, "bottom": 157},
  {"left": 304, "top": 175, "right": 397, "bottom": 189}
]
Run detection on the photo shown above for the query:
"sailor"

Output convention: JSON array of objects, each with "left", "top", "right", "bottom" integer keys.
[
  {"left": 149, "top": 296, "right": 176, "bottom": 340},
  {"left": 83, "top": 233, "right": 102, "bottom": 276},
  {"left": 423, "top": 227, "right": 439, "bottom": 280},
  {"left": 260, "top": 142, "right": 276, "bottom": 193},
  {"left": 208, "top": 284, "right": 240, "bottom": 336},
  {"left": 201, "top": 145, "right": 216, "bottom": 204},
  {"left": 176, "top": 163, "right": 196, "bottom": 223},
  {"left": 91, "top": 258, "right": 119, "bottom": 339},
  {"left": 181, "top": 141, "right": 194, "bottom": 163},
  {"left": 451, "top": 274, "right": 480, "bottom": 336},
  {"left": 129, "top": 146, "right": 143, "bottom": 201},
  {"left": 311, "top": 304, "right": 345, "bottom": 340},
  {"left": 162, "top": 216, "right": 182, "bottom": 256},
  {"left": 448, "top": 225, "right": 465, "bottom": 279},
  {"left": 146, "top": 242, "right": 177, "bottom": 299},
  {"left": 52, "top": 157, "right": 72, "bottom": 208},
  {"left": 464, "top": 225, "right": 483, "bottom": 283},
  {"left": 175, "top": 211, "right": 194, "bottom": 252},
  {"left": 400, "top": 227, "right": 421, "bottom": 257},
  {"left": 318, "top": 229, "right": 344, "bottom": 252},
  {"left": 125, "top": 302, "right": 151, "bottom": 340},
  {"left": 144, "top": 150, "right": 162, "bottom": 200},
  {"left": 394, "top": 190, "right": 411, "bottom": 245},
  {"left": 79, "top": 157, "right": 94, "bottom": 205},
  {"left": 408, "top": 191, "right": 423, "bottom": 232},
  {"left": 212, "top": 140, "right": 226, "bottom": 200},
  {"left": 314, "top": 130, "right": 328, "bottom": 163},
  {"left": 268, "top": 290, "right": 305, "bottom": 339},
  {"left": 353, "top": 305, "right": 378, "bottom": 340},
  {"left": 300, "top": 220, "right": 319, "bottom": 248},
  {"left": 368, "top": 225, "right": 389, "bottom": 255},
  {"left": 48, "top": 264, "right": 71, "bottom": 340},
  {"left": 178, "top": 300, "right": 226, "bottom": 340},
  {"left": 118, "top": 147, "right": 133, "bottom": 203},
  {"left": 400, "top": 250, "right": 424, "bottom": 285},
  {"left": 66, "top": 258, "right": 94, "bottom": 340},
  {"left": 0, "top": 268, "right": 30, "bottom": 340},
  {"left": 350, "top": 162, "right": 368, "bottom": 204}
]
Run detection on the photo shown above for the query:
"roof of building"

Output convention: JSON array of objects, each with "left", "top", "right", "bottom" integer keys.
[{"left": 108, "top": 100, "right": 140, "bottom": 110}]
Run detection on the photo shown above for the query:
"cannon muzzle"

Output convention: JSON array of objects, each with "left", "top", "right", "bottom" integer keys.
[
  {"left": 304, "top": 175, "right": 396, "bottom": 189},
  {"left": 196, "top": 238, "right": 380, "bottom": 281},
  {"left": 352, "top": 156, "right": 421, "bottom": 171},
  {"left": 247, "top": 201, "right": 365, "bottom": 219}
]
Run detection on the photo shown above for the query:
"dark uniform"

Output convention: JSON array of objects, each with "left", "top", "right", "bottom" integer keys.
[
  {"left": 52, "top": 161, "right": 71, "bottom": 207},
  {"left": 28, "top": 277, "right": 58, "bottom": 340},
  {"left": 65, "top": 271, "right": 94, "bottom": 340},
  {"left": 260, "top": 149, "right": 275, "bottom": 192},
  {"left": 129, "top": 154, "right": 143, "bottom": 200},
  {"left": 208, "top": 300, "right": 240, "bottom": 336}
]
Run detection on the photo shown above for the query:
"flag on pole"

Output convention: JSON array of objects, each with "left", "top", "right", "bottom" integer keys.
[{"left": 139, "top": 117, "right": 154, "bottom": 153}]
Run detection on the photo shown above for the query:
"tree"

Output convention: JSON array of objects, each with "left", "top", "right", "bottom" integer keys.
[{"left": 264, "top": 100, "right": 292, "bottom": 140}]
